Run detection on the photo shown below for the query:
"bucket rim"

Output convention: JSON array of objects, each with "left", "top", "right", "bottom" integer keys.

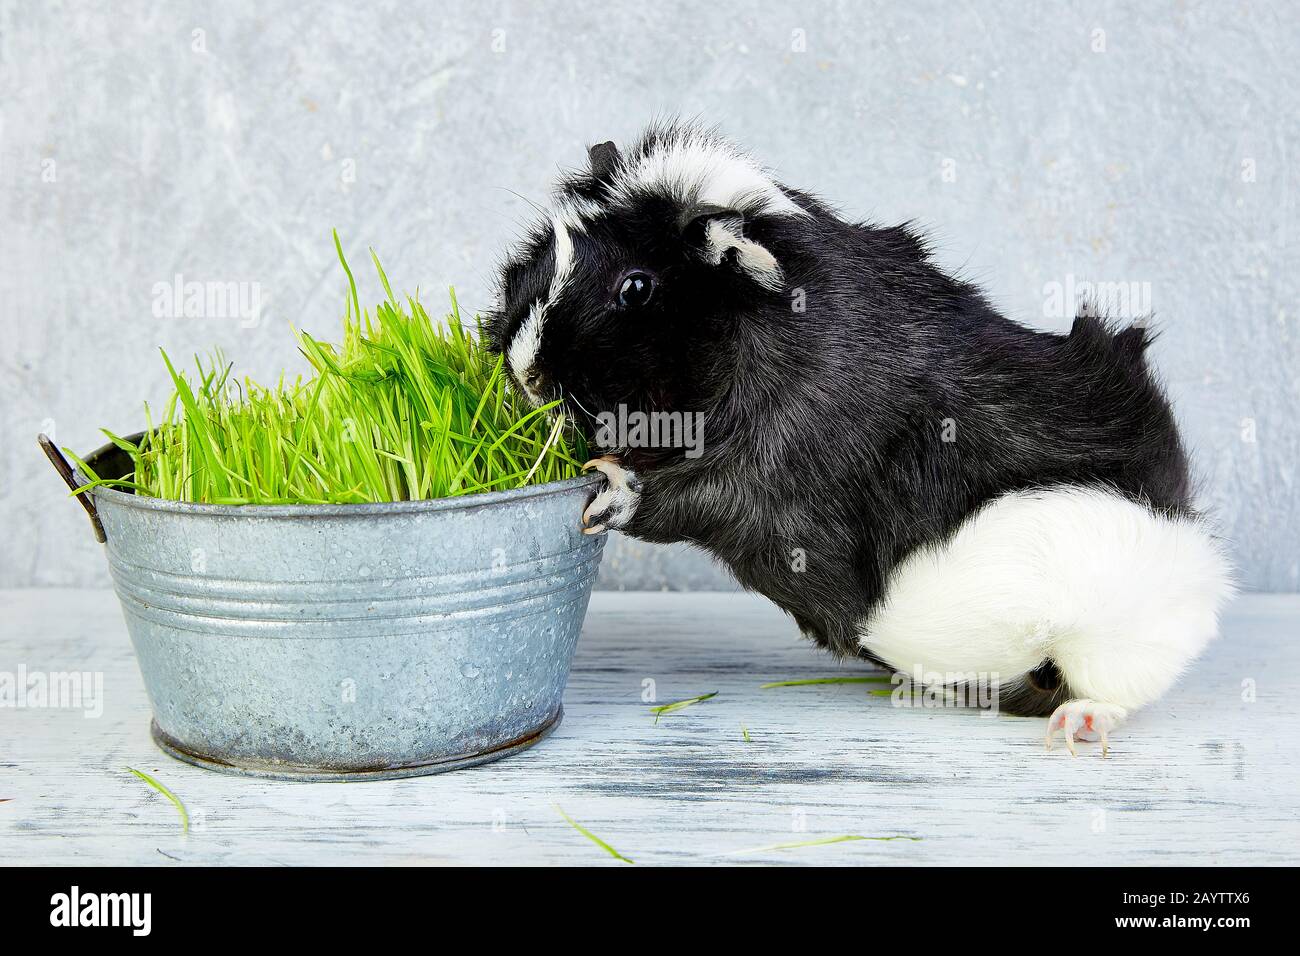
[{"left": 79, "top": 433, "right": 603, "bottom": 519}]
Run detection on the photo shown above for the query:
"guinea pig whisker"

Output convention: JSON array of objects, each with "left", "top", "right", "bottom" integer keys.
[
  {"left": 495, "top": 186, "right": 550, "bottom": 219},
  {"left": 563, "top": 388, "right": 600, "bottom": 428},
  {"left": 563, "top": 388, "right": 594, "bottom": 417}
]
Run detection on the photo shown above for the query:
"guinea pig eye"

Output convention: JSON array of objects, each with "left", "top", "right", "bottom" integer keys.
[{"left": 617, "top": 271, "right": 656, "bottom": 309}]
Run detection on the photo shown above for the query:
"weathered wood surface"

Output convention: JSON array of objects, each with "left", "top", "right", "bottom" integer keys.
[{"left": 2, "top": 588, "right": 1297, "bottom": 866}]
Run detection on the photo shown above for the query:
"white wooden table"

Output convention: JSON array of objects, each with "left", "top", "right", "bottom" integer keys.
[{"left": 3, "top": 588, "right": 1298, "bottom": 866}]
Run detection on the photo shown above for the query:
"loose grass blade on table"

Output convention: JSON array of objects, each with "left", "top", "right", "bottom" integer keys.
[
  {"left": 125, "top": 767, "right": 189, "bottom": 834},
  {"left": 649, "top": 691, "right": 719, "bottom": 724},
  {"left": 760, "top": 676, "right": 893, "bottom": 688},
  {"left": 554, "top": 804, "right": 634, "bottom": 864},
  {"left": 715, "top": 834, "right": 922, "bottom": 856}
]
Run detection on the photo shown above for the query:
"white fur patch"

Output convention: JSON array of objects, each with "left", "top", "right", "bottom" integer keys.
[
  {"left": 506, "top": 301, "right": 545, "bottom": 395},
  {"left": 704, "top": 218, "right": 783, "bottom": 290},
  {"left": 611, "top": 128, "right": 806, "bottom": 220},
  {"left": 859, "top": 486, "right": 1235, "bottom": 712},
  {"left": 506, "top": 214, "right": 578, "bottom": 398},
  {"left": 582, "top": 459, "right": 641, "bottom": 533},
  {"left": 549, "top": 214, "right": 576, "bottom": 296},
  {"left": 555, "top": 196, "right": 603, "bottom": 226}
]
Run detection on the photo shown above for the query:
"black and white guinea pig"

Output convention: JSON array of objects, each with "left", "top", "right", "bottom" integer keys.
[{"left": 486, "top": 121, "right": 1234, "bottom": 755}]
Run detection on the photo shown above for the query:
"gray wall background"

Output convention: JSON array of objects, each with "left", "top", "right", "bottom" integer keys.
[{"left": 2, "top": 0, "right": 1296, "bottom": 591}]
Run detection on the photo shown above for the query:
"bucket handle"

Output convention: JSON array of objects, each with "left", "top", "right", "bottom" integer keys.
[{"left": 38, "top": 433, "right": 107, "bottom": 544}]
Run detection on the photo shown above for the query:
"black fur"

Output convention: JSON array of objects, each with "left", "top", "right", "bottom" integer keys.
[{"left": 487, "top": 123, "right": 1193, "bottom": 716}]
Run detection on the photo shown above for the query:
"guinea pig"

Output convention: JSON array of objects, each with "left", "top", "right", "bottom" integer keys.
[{"left": 485, "top": 121, "right": 1234, "bottom": 756}]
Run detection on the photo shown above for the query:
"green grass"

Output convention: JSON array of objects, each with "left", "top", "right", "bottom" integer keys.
[
  {"left": 718, "top": 834, "right": 922, "bottom": 856},
  {"left": 760, "top": 676, "right": 893, "bottom": 688},
  {"left": 554, "top": 804, "right": 634, "bottom": 864},
  {"left": 649, "top": 691, "right": 718, "bottom": 724},
  {"left": 71, "top": 234, "right": 586, "bottom": 505},
  {"left": 125, "top": 767, "right": 189, "bottom": 833}
]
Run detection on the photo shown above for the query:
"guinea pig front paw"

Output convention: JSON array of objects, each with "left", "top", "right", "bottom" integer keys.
[
  {"left": 1043, "top": 699, "right": 1129, "bottom": 758},
  {"left": 581, "top": 456, "right": 642, "bottom": 535}
]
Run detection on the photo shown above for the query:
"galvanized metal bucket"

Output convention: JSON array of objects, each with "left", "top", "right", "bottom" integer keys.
[{"left": 41, "top": 433, "right": 604, "bottom": 781}]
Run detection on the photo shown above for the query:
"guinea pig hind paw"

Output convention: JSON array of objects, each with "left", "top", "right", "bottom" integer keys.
[{"left": 1043, "top": 699, "right": 1128, "bottom": 758}]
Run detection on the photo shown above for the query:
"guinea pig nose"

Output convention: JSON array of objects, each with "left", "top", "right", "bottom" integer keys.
[{"left": 523, "top": 369, "right": 547, "bottom": 393}]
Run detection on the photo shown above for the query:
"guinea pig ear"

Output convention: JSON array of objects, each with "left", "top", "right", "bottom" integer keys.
[
  {"left": 679, "top": 205, "right": 784, "bottom": 292},
  {"left": 588, "top": 141, "right": 621, "bottom": 183}
]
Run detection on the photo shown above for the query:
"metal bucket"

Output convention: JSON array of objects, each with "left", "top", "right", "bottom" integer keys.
[{"left": 41, "top": 433, "right": 604, "bottom": 781}]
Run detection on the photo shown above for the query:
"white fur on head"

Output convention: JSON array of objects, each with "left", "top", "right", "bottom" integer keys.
[
  {"left": 506, "top": 213, "right": 577, "bottom": 401},
  {"left": 599, "top": 125, "right": 800, "bottom": 292},
  {"left": 506, "top": 301, "right": 545, "bottom": 398},
  {"left": 507, "top": 125, "right": 800, "bottom": 395},
  {"left": 704, "top": 217, "right": 784, "bottom": 291},
  {"left": 609, "top": 125, "right": 807, "bottom": 221}
]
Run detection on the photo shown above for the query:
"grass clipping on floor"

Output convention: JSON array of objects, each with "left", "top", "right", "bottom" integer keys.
[{"left": 77, "top": 236, "right": 587, "bottom": 505}]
